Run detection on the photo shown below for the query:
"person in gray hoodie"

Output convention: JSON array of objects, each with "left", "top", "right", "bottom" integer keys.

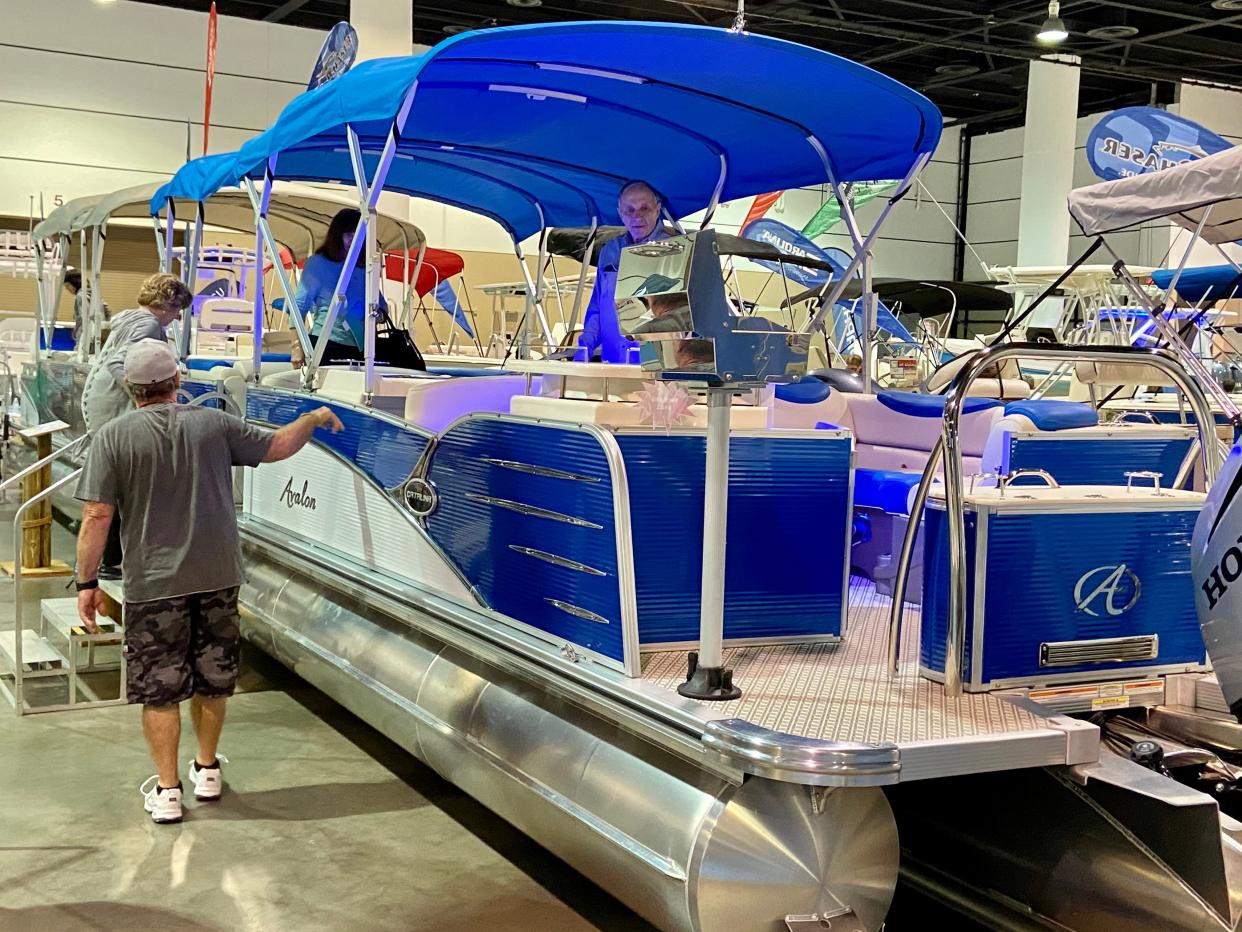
[{"left": 81, "top": 272, "right": 192, "bottom": 577}]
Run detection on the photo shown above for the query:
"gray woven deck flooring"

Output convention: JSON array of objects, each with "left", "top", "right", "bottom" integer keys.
[{"left": 640, "top": 577, "right": 1048, "bottom": 745}]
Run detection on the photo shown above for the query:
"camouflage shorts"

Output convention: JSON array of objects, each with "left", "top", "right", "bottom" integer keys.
[{"left": 124, "top": 587, "right": 241, "bottom": 707}]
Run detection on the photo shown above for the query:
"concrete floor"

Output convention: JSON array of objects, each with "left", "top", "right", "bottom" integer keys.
[{"left": 0, "top": 502, "right": 655, "bottom": 932}]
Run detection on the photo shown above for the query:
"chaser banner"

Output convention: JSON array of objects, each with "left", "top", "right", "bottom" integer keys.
[
  {"left": 309, "top": 22, "right": 359, "bottom": 90},
  {"left": 1086, "top": 106, "right": 1232, "bottom": 182}
]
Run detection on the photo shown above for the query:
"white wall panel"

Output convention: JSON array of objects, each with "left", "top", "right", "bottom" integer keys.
[
  {"left": 0, "top": 0, "right": 324, "bottom": 221},
  {"left": 0, "top": 45, "right": 304, "bottom": 133},
  {"left": 1, "top": 0, "right": 323, "bottom": 83},
  {"left": 966, "top": 158, "right": 1021, "bottom": 207},
  {"left": 965, "top": 200, "right": 1020, "bottom": 245},
  {"left": 972, "top": 126, "right": 1024, "bottom": 162},
  {"left": 0, "top": 102, "right": 254, "bottom": 174}
]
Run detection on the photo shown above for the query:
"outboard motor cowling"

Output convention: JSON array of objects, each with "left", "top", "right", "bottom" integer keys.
[{"left": 1192, "top": 445, "right": 1242, "bottom": 722}]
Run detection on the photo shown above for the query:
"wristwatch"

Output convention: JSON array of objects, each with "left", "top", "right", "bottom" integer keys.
[{"left": 75, "top": 579, "right": 99, "bottom": 592}]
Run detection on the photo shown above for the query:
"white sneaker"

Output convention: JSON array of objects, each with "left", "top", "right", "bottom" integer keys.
[
  {"left": 188, "top": 755, "right": 227, "bottom": 801},
  {"left": 140, "top": 776, "right": 183, "bottom": 824}
]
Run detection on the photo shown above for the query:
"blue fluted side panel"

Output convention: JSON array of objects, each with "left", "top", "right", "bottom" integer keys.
[
  {"left": 618, "top": 433, "right": 851, "bottom": 644},
  {"left": 423, "top": 417, "right": 624, "bottom": 662},
  {"left": 1006, "top": 436, "right": 1194, "bottom": 487},
  {"left": 1120, "top": 408, "right": 1240, "bottom": 442},
  {"left": 247, "top": 388, "right": 429, "bottom": 490},
  {"left": 919, "top": 507, "right": 977, "bottom": 677},
  {"left": 922, "top": 506, "right": 1204, "bottom": 684}
]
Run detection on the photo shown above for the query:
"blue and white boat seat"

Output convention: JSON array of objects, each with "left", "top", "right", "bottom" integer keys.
[
  {"left": 852, "top": 467, "right": 925, "bottom": 516},
  {"left": 843, "top": 392, "right": 1004, "bottom": 475},
  {"left": 767, "top": 379, "right": 852, "bottom": 431},
  {"left": 509, "top": 393, "right": 770, "bottom": 429},
  {"left": 187, "top": 353, "right": 292, "bottom": 373},
  {"left": 771, "top": 386, "right": 1005, "bottom": 473},
  {"left": 406, "top": 374, "right": 536, "bottom": 434}
]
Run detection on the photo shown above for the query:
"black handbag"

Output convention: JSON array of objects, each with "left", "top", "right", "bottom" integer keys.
[{"left": 375, "top": 306, "right": 426, "bottom": 371}]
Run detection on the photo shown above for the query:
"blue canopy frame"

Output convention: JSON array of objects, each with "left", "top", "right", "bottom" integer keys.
[{"left": 154, "top": 20, "right": 943, "bottom": 394}]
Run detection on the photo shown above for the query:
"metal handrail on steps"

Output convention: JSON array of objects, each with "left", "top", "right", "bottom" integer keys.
[
  {"left": 10, "top": 466, "right": 85, "bottom": 714},
  {"left": 1, "top": 433, "right": 89, "bottom": 713}
]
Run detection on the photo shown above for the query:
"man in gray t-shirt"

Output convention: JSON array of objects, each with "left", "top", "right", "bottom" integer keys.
[{"left": 75, "top": 338, "right": 343, "bottom": 825}]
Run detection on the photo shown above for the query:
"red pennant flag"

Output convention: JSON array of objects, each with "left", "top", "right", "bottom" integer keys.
[
  {"left": 741, "top": 190, "right": 782, "bottom": 231},
  {"left": 202, "top": 3, "right": 218, "bottom": 156}
]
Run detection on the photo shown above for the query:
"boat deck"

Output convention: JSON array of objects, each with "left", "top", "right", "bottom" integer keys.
[{"left": 640, "top": 577, "right": 1094, "bottom": 780}]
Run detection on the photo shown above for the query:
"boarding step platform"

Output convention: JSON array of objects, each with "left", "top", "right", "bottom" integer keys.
[
  {"left": 0, "top": 595, "right": 127, "bottom": 713},
  {"left": 0, "top": 628, "right": 67, "bottom": 673}
]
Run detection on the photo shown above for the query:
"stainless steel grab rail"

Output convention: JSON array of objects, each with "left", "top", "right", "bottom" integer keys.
[
  {"left": 10, "top": 466, "right": 85, "bottom": 715},
  {"left": 998, "top": 468, "right": 1059, "bottom": 493},
  {"left": 886, "top": 343, "right": 1223, "bottom": 695}
]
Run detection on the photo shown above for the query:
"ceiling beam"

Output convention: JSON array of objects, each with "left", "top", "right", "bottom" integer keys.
[
  {"left": 1087, "top": 0, "right": 1233, "bottom": 27},
  {"left": 262, "top": 0, "right": 315, "bottom": 22}
]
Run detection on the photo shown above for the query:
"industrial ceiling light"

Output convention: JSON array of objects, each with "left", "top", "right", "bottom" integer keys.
[
  {"left": 443, "top": 18, "right": 498, "bottom": 34},
  {"left": 935, "top": 62, "right": 980, "bottom": 77},
  {"left": 1036, "top": 1, "right": 1069, "bottom": 44},
  {"left": 1086, "top": 24, "right": 1138, "bottom": 40},
  {"left": 1213, "top": 0, "right": 1242, "bottom": 10},
  {"left": 506, "top": 0, "right": 543, "bottom": 6}
]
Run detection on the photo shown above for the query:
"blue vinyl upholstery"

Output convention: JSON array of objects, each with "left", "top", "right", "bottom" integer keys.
[
  {"left": 877, "top": 390, "right": 1002, "bottom": 418},
  {"left": 1004, "top": 399, "right": 1098, "bottom": 431},
  {"left": 774, "top": 379, "right": 831, "bottom": 404}
]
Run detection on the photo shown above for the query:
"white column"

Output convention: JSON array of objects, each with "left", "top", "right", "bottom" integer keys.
[
  {"left": 349, "top": 0, "right": 412, "bottom": 61},
  {"left": 1016, "top": 55, "right": 1081, "bottom": 269}
]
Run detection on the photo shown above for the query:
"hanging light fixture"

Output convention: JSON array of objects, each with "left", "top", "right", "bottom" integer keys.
[{"left": 1036, "top": 1, "right": 1069, "bottom": 44}]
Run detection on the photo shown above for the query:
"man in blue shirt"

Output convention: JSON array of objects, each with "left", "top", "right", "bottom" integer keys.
[{"left": 580, "top": 180, "right": 672, "bottom": 362}]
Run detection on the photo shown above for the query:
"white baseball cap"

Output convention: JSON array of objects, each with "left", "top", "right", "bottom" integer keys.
[{"left": 124, "top": 338, "right": 178, "bottom": 385}]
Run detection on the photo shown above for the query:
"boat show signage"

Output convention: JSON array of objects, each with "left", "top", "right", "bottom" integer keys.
[
  {"left": 308, "top": 22, "right": 359, "bottom": 90},
  {"left": 741, "top": 218, "right": 841, "bottom": 288},
  {"left": 202, "top": 2, "right": 217, "bottom": 156},
  {"left": 1086, "top": 106, "right": 1232, "bottom": 182}
]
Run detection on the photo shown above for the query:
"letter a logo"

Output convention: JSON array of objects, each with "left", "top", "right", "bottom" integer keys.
[{"left": 1074, "top": 564, "right": 1142, "bottom": 617}]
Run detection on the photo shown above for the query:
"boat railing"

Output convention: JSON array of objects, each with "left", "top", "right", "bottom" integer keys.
[
  {"left": 2, "top": 432, "right": 89, "bottom": 499},
  {"left": 886, "top": 342, "right": 1222, "bottom": 697}
]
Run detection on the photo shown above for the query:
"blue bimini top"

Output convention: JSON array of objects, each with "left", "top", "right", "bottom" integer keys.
[
  {"left": 154, "top": 21, "right": 943, "bottom": 242},
  {"left": 1151, "top": 265, "right": 1242, "bottom": 305}
]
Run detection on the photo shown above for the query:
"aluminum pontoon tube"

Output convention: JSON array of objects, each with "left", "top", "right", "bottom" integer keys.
[{"left": 236, "top": 538, "right": 900, "bottom": 932}]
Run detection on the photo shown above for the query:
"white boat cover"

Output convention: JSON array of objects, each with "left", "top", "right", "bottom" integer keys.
[
  {"left": 1068, "top": 145, "right": 1242, "bottom": 244},
  {"left": 34, "top": 183, "right": 425, "bottom": 261},
  {"left": 986, "top": 264, "right": 1156, "bottom": 288}
]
